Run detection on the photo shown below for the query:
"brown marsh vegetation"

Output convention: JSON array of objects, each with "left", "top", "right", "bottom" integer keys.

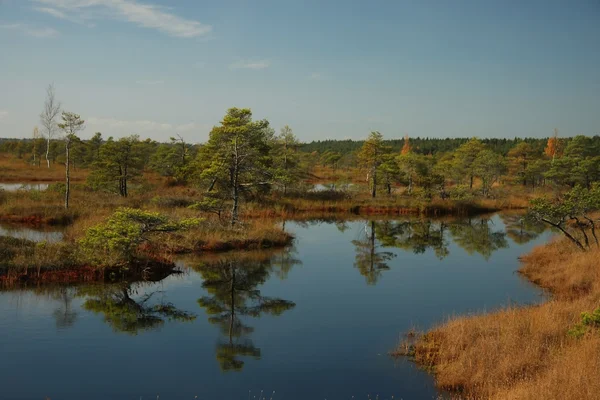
[{"left": 394, "top": 236, "right": 600, "bottom": 399}]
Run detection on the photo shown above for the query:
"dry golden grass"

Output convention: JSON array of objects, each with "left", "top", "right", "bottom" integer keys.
[
  {"left": 0, "top": 153, "right": 542, "bottom": 225},
  {"left": 396, "top": 237, "right": 600, "bottom": 399},
  {"left": 493, "top": 334, "right": 600, "bottom": 400},
  {"left": 242, "top": 192, "right": 513, "bottom": 219},
  {"left": 0, "top": 154, "right": 87, "bottom": 182},
  {"left": 308, "top": 164, "right": 362, "bottom": 183},
  {"left": 0, "top": 186, "right": 140, "bottom": 225},
  {"left": 162, "top": 218, "right": 293, "bottom": 253},
  {"left": 520, "top": 239, "right": 600, "bottom": 299}
]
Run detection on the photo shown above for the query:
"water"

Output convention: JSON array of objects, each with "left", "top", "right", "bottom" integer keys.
[
  {"left": 311, "top": 182, "right": 356, "bottom": 191},
  {"left": 0, "top": 182, "right": 49, "bottom": 191},
  {"left": 0, "top": 213, "right": 551, "bottom": 400},
  {"left": 0, "top": 223, "right": 64, "bottom": 242}
]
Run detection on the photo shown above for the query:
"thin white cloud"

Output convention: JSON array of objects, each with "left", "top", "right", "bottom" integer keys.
[
  {"left": 0, "top": 23, "right": 59, "bottom": 38},
  {"left": 32, "top": 0, "right": 212, "bottom": 38},
  {"left": 33, "top": 6, "right": 95, "bottom": 26},
  {"left": 87, "top": 117, "right": 172, "bottom": 131},
  {"left": 308, "top": 72, "right": 324, "bottom": 80},
  {"left": 86, "top": 117, "right": 207, "bottom": 137},
  {"left": 0, "top": 110, "right": 8, "bottom": 121},
  {"left": 135, "top": 80, "right": 164, "bottom": 85},
  {"left": 229, "top": 59, "right": 270, "bottom": 70},
  {"left": 33, "top": 6, "right": 69, "bottom": 19},
  {"left": 176, "top": 122, "right": 201, "bottom": 132}
]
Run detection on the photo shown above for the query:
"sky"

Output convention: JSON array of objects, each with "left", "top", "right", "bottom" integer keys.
[{"left": 0, "top": 0, "right": 599, "bottom": 143}]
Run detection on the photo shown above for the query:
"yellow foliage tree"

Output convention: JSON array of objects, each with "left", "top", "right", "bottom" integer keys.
[
  {"left": 544, "top": 128, "right": 562, "bottom": 162},
  {"left": 401, "top": 134, "right": 411, "bottom": 155}
]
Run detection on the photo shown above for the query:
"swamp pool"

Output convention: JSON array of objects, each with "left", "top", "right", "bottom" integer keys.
[{"left": 0, "top": 213, "right": 551, "bottom": 400}]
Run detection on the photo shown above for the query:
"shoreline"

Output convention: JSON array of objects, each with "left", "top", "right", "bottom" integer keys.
[
  {"left": 393, "top": 236, "right": 600, "bottom": 399},
  {"left": 0, "top": 200, "right": 518, "bottom": 228},
  {"left": 0, "top": 231, "right": 295, "bottom": 286}
]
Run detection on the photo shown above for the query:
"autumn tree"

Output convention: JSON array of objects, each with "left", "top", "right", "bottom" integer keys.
[
  {"left": 197, "top": 108, "right": 273, "bottom": 226},
  {"left": 544, "top": 128, "right": 562, "bottom": 163},
  {"left": 357, "top": 131, "right": 389, "bottom": 198},
  {"left": 57, "top": 111, "right": 85, "bottom": 209},
  {"left": 401, "top": 134, "right": 411, "bottom": 155}
]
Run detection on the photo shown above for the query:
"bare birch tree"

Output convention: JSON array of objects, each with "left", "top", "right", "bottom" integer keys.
[{"left": 40, "top": 84, "right": 61, "bottom": 168}]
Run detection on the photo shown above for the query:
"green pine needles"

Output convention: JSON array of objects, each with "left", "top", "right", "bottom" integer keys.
[{"left": 79, "top": 208, "right": 201, "bottom": 266}]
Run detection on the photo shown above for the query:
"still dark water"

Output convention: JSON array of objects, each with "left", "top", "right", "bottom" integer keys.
[{"left": 0, "top": 214, "right": 550, "bottom": 400}]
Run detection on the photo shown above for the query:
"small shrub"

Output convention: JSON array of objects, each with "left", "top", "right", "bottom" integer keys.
[
  {"left": 449, "top": 185, "right": 474, "bottom": 201},
  {"left": 79, "top": 208, "right": 201, "bottom": 266},
  {"left": 28, "top": 189, "right": 43, "bottom": 201},
  {"left": 410, "top": 187, "right": 429, "bottom": 200},
  {"left": 0, "top": 236, "right": 35, "bottom": 269},
  {"left": 132, "top": 181, "right": 156, "bottom": 195},
  {"left": 47, "top": 182, "right": 66, "bottom": 193},
  {"left": 151, "top": 196, "right": 194, "bottom": 208},
  {"left": 189, "top": 196, "right": 226, "bottom": 218},
  {"left": 569, "top": 308, "right": 600, "bottom": 338}
]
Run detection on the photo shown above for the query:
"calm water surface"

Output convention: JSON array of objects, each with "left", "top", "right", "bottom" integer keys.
[
  {"left": 0, "top": 213, "right": 550, "bottom": 400},
  {"left": 0, "top": 182, "right": 49, "bottom": 191},
  {"left": 0, "top": 223, "right": 64, "bottom": 242}
]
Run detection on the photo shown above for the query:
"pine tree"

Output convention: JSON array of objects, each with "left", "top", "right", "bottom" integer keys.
[
  {"left": 272, "top": 125, "right": 302, "bottom": 194},
  {"left": 357, "top": 131, "right": 389, "bottom": 198},
  {"left": 88, "top": 135, "right": 144, "bottom": 197},
  {"left": 57, "top": 111, "right": 85, "bottom": 209},
  {"left": 196, "top": 108, "right": 273, "bottom": 226}
]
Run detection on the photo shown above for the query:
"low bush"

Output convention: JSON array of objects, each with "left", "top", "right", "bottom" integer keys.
[
  {"left": 569, "top": 307, "right": 600, "bottom": 338},
  {"left": 449, "top": 184, "right": 474, "bottom": 201},
  {"left": 78, "top": 208, "right": 201, "bottom": 266},
  {"left": 151, "top": 196, "right": 194, "bottom": 208}
]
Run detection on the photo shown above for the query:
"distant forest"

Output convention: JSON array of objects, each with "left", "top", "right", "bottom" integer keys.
[
  {"left": 4, "top": 135, "right": 600, "bottom": 157},
  {"left": 300, "top": 136, "right": 600, "bottom": 156}
]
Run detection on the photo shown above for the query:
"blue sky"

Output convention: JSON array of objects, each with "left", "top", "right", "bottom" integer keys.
[{"left": 0, "top": 0, "right": 599, "bottom": 142}]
